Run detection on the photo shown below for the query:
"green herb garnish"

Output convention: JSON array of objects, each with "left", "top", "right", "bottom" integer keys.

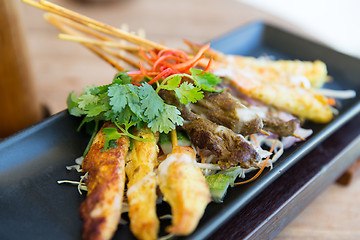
[{"left": 67, "top": 69, "right": 221, "bottom": 153}]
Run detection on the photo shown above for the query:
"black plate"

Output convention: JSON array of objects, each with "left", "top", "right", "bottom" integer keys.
[{"left": 1, "top": 22, "right": 360, "bottom": 240}]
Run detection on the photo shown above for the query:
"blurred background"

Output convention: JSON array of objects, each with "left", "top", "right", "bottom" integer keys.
[
  {"left": 14, "top": 0, "right": 359, "bottom": 116},
  {"left": 16, "top": 0, "right": 307, "bottom": 116},
  {"left": 239, "top": 0, "right": 360, "bottom": 58},
  {"left": 1, "top": 1, "right": 359, "bottom": 238}
]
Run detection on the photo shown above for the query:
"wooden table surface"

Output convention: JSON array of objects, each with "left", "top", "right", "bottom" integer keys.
[{"left": 17, "top": 0, "right": 360, "bottom": 239}]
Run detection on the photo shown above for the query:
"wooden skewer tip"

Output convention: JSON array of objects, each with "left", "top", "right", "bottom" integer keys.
[
  {"left": 293, "top": 134, "right": 306, "bottom": 141},
  {"left": 260, "top": 129, "right": 270, "bottom": 136}
]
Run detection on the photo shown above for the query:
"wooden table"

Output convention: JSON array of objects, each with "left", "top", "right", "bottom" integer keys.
[{"left": 18, "top": 0, "right": 360, "bottom": 239}]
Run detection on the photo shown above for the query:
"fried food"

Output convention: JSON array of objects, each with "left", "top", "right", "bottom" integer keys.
[
  {"left": 79, "top": 122, "right": 129, "bottom": 240},
  {"left": 229, "top": 56, "right": 328, "bottom": 88},
  {"left": 185, "top": 40, "right": 328, "bottom": 88},
  {"left": 228, "top": 75, "right": 333, "bottom": 123},
  {"left": 125, "top": 128, "right": 159, "bottom": 240},
  {"left": 158, "top": 146, "right": 211, "bottom": 235}
]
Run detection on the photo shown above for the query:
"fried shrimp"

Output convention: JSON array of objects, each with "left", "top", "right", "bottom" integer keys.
[
  {"left": 158, "top": 146, "right": 211, "bottom": 235},
  {"left": 79, "top": 122, "right": 129, "bottom": 240},
  {"left": 185, "top": 40, "right": 328, "bottom": 88},
  {"left": 125, "top": 128, "right": 159, "bottom": 240},
  {"left": 227, "top": 70, "right": 333, "bottom": 123},
  {"left": 229, "top": 56, "right": 328, "bottom": 88}
]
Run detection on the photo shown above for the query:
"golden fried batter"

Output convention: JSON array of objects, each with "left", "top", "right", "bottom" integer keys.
[
  {"left": 125, "top": 128, "right": 159, "bottom": 240},
  {"left": 158, "top": 146, "right": 211, "bottom": 235},
  {"left": 79, "top": 122, "right": 129, "bottom": 240}
]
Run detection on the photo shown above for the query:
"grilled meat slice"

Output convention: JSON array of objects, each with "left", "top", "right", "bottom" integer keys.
[
  {"left": 237, "top": 97, "right": 301, "bottom": 137},
  {"left": 159, "top": 89, "right": 260, "bottom": 169},
  {"left": 192, "top": 89, "right": 301, "bottom": 137},
  {"left": 190, "top": 90, "right": 263, "bottom": 136},
  {"left": 125, "top": 128, "right": 159, "bottom": 240},
  {"left": 227, "top": 85, "right": 301, "bottom": 137},
  {"left": 263, "top": 117, "right": 300, "bottom": 137},
  {"left": 183, "top": 118, "right": 259, "bottom": 169},
  {"left": 80, "top": 122, "right": 129, "bottom": 240}
]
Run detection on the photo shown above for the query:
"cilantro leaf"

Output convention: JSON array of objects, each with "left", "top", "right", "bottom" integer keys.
[
  {"left": 190, "top": 68, "right": 222, "bottom": 92},
  {"left": 147, "top": 104, "right": 183, "bottom": 133},
  {"left": 174, "top": 82, "right": 204, "bottom": 104},
  {"left": 125, "top": 85, "right": 142, "bottom": 117},
  {"left": 88, "top": 71, "right": 132, "bottom": 95},
  {"left": 67, "top": 92, "right": 84, "bottom": 117},
  {"left": 78, "top": 93, "right": 99, "bottom": 109},
  {"left": 108, "top": 84, "right": 129, "bottom": 113},
  {"left": 84, "top": 102, "right": 110, "bottom": 117},
  {"left": 161, "top": 75, "right": 182, "bottom": 91},
  {"left": 116, "top": 106, "right": 139, "bottom": 125},
  {"left": 108, "top": 84, "right": 142, "bottom": 117},
  {"left": 101, "top": 127, "right": 124, "bottom": 151},
  {"left": 138, "top": 83, "right": 165, "bottom": 120},
  {"left": 89, "top": 84, "right": 111, "bottom": 95},
  {"left": 113, "top": 71, "right": 132, "bottom": 84}
]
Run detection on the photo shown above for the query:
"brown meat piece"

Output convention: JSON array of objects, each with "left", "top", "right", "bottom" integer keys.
[
  {"left": 263, "top": 118, "right": 300, "bottom": 137},
  {"left": 159, "top": 89, "right": 260, "bottom": 169},
  {"left": 190, "top": 90, "right": 263, "bottom": 136},
  {"left": 183, "top": 118, "right": 260, "bottom": 169}
]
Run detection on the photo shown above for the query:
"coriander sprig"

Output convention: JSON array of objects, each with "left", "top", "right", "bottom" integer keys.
[
  {"left": 67, "top": 69, "right": 221, "bottom": 153},
  {"left": 156, "top": 68, "right": 222, "bottom": 104}
]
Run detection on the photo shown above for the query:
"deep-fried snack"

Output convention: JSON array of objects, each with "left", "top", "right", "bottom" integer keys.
[
  {"left": 79, "top": 122, "right": 129, "bottom": 240},
  {"left": 158, "top": 146, "right": 211, "bottom": 235},
  {"left": 125, "top": 128, "right": 159, "bottom": 240}
]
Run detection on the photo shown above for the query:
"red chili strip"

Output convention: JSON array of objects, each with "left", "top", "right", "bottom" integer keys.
[
  {"left": 158, "top": 49, "right": 189, "bottom": 60},
  {"left": 139, "top": 48, "right": 155, "bottom": 64},
  {"left": 131, "top": 82, "right": 142, "bottom": 86},
  {"left": 171, "top": 43, "right": 210, "bottom": 70},
  {"left": 203, "top": 57, "right": 213, "bottom": 72},
  {"left": 147, "top": 68, "right": 175, "bottom": 85},
  {"left": 152, "top": 55, "right": 186, "bottom": 72},
  {"left": 139, "top": 62, "right": 149, "bottom": 77},
  {"left": 127, "top": 70, "right": 142, "bottom": 76}
]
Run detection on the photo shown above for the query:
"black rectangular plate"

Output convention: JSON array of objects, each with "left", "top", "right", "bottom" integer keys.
[{"left": 1, "top": 22, "right": 359, "bottom": 240}]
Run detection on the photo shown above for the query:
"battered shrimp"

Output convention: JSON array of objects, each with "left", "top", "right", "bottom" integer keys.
[
  {"left": 125, "top": 128, "right": 159, "bottom": 240},
  {"left": 224, "top": 66, "right": 333, "bottom": 123},
  {"left": 158, "top": 146, "right": 211, "bottom": 235},
  {"left": 79, "top": 122, "right": 129, "bottom": 240},
  {"left": 224, "top": 55, "right": 328, "bottom": 88},
  {"left": 185, "top": 40, "right": 328, "bottom": 88}
]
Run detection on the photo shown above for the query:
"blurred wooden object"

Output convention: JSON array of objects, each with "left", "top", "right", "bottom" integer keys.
[
  {"left": 337, "top": 157, "right": 360, "bottom": 185},
  {"left": 0, "top": 0, "right": 42, "bottom": 138}
]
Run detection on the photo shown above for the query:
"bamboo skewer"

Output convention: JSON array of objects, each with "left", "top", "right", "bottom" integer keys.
[
  {"left": 44, "top": 13, "right": 141, "bottom": 69},
  {"left": 100, "top": 47, "right": 139, "bottom": 68},
  {"left": 44, "top": 13, "right": 126, "bottom": 71},
  {"left": 293, "top": 133, "right": 306, "bottom": 141},
  {"left": 22, "top": 0, "right": 166, "bottom": 51},
  {"left": 48, "top": 13, "right": 113, "bottom": 41},
  {"left": 24, "top": 0, "right": 151, "bottom": 70},
  {"left": 58, "top": 34, "right": 140, "bottom": 52}
]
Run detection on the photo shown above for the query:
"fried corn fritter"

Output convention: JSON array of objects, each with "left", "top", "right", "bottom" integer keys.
[
  {"left": 79, "top": 122, "right": 130, "bottom": 240},
  {"left": 158, "top": 146, "right": 211, "bottom": 235},
  {"left": 125, "top": 128, "right": 159, "bottom": 240}
]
